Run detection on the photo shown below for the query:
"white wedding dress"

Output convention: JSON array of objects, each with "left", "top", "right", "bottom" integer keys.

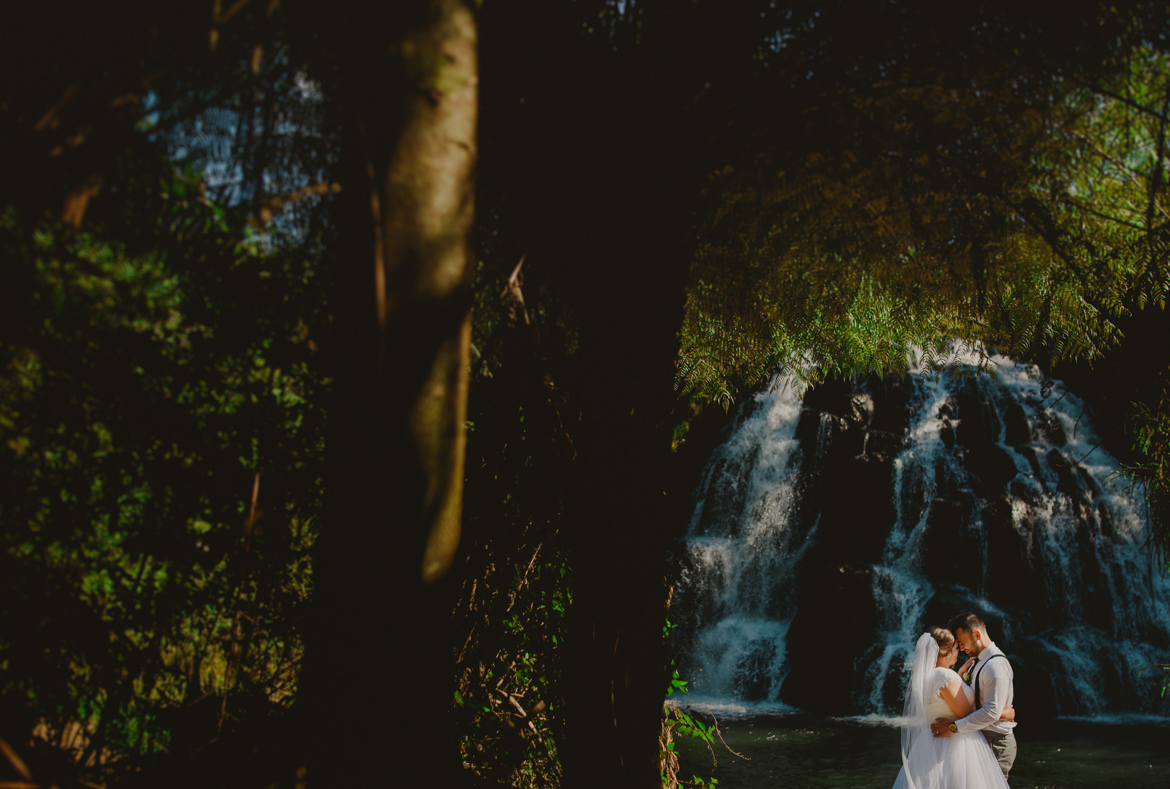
[{"left": 891, "top": 636, "right": 1009, "bottom": 789}]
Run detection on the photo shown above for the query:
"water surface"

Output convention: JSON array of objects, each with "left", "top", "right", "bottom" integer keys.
[{"left": 674, "top": 712, "right": 1170, "bottom": 788}]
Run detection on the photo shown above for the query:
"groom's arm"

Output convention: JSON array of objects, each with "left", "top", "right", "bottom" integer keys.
[{"left": 952, "top": 664, "right": 1008, "bottom": 734}]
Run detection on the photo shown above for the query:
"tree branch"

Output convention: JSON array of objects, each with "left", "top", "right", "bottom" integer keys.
[{"left": 1075, "top": 78, "right": 1170, "bottom": 124}]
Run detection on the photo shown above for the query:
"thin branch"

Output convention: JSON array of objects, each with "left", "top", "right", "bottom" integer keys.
[
  {"left": 1067, "top": 129, "right": 1149, "bottom": 191},
  {"left": 212, "top": 0, "right": 254, "bottom": 26},
  {"left": 706, "top": 711, "right": 750, "bottom": 762},
  {"left": 0, "top": 738, "right": 33, "bottom": 781},
  {"left": 1074, "top": 441, "right": 1102, "bottom": 465},
  {"left": 1075, "top": 78, "right": 1170, "bottom": 124},
  {"left": 1058, "top": 196, "right": 1147, "bottom": 232},
  {"left": 1145, "top": 76, "right": 1170, "bottom": 246}
]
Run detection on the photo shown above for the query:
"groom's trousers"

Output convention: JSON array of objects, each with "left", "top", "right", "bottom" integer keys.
[{"left": 982, "top": 730, "right": 1017, "bottom": 782}]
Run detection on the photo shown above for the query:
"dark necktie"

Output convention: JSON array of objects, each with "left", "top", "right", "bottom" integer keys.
[{"left": 967, "top": 656, "right": 980, "bottom": 685}]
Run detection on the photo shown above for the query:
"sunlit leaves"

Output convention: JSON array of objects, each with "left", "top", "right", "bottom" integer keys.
[
  {"left": 0, "top": 157, "right": 325, "bottom": 763},
  {"left": 1125, "top": 381, "right": 1170, "bottom": 571},
  {"left": 677, "top": 34, "right": 1170, "bottom": 410}
]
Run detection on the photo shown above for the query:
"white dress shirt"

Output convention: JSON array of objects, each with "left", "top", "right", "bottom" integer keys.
[{"left": 954, "top": 642, "right": 1016, "bottom": 735}]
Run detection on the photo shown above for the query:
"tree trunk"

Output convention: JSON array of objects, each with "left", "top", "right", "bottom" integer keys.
[
  {"left": 296, "top": 2, "right": 477, "bottom": 785},
  {"left": 553, "top": 131, "right": 693, "bottom": 789}
]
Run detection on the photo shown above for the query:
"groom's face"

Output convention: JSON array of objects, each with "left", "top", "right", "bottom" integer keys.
[{"left": 954, "top": 628, "right": 978, "bottom": 656}]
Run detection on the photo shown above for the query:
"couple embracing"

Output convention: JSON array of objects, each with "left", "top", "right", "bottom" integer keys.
[{"left": 892, "top": 612, "right": 1017, "bottom": 789}]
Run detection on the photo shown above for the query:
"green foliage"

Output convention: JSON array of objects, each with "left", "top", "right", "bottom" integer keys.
[
  {"left": 0, "top": 11, "right": 339, "bottom": 777},
  {"left": 0, "top": 151, "right": 326, "bottom": 768},
  {"left": 448, "top": 225, "right": 582, "bottom": 787},
  {"left": 1124, "top": 379, "right": 1170, "bottom": 571},
  {"left": 661, "top": 607, "right": 722, "bottom": 789},
  {"left": 662, "top": 686, "right": 721, "bottom": 789},
  {"left": 677, "top": 33, "right": 1170, "bottom": 410},
  {"left": 665, "top": 694, "right": 713, "bottom": 744},
  {"left": 1137, "top": 663, "right": 1170, "bottom": 700},
  {"left": 450, "top": 547, "right": 569, "bottom": 788}
]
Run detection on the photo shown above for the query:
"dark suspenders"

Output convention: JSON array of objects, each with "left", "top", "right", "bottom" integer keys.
[{"left": 974, "top": 653, "right": 1009, "bottom": 709}]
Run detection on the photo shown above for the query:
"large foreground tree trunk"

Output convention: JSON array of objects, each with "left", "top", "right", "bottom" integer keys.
[
  {"left": 472, "top": 5, "right": 702, "bottom": 782},
  {"left": 561, "top": 399, "right": 683, "bottom": 789},
  {"left": 296, "top": 2, "right": 477, "bottom": 785},
  {"left": 551, "top": 98, "right": 694, "bottom": 789},
  {"left": 557, "top": 250, "right": 693, "bottom": 788}
]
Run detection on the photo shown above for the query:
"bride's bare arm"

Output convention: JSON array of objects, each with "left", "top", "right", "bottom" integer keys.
[{"left": 939, "top": 677, "right": 975, "bottom": 719}]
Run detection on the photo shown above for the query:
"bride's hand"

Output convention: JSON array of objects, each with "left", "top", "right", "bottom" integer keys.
[
  {"left": 959, "top": 658, "right": 976, "bottom": 677},
  {"left": 998, "top": 705, "right": 1016, "bottom": 723}
]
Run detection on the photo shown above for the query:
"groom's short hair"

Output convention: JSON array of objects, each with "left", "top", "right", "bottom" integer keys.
[{"left": 949, "top": 611, "right": 988, "bottom": 636}]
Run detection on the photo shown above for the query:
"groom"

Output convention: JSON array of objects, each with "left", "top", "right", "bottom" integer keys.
[{"left": 928, "top": 611, "right": 1017, "bottom": 781}]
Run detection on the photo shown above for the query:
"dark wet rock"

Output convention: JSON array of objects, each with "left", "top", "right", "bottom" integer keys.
[
  {"left": 983, "top": 497, "right": 1036, "bottom": 605},
  {"left": 922, "top": 588, "right": 1007, "bottom": 636},
  {"left": 848, "top": 392, "right": 875, "bottom": 425},
  {"left": 1008, "top": 476, "right": 1044, "bottom": 507},
  {"left": 781, "top": 545, "right": 877, "bottom": 715},
  {"left": 1046, "top": 449, "right": 1081, "bottom": 496},
  {"left": 735, "top": 641, "right": 782, "bottom": 702},
  {"left": 1009, "top": 654, "right": 1058, "bottom": 720},
  {"left": 1004, "top": 402, "right": 1031, "bottom": 447},
  {"left": 877, "top": 652, "right": 910, "bottom": 711},
  {"left": 796, "top": 407, "right": 866, "bottom": 460},
  {"left": 920, "top": 496, "right": 988, "bottom": 588},
  {"left": 954, "top": 384, "right": 1003, "bottom": 447},
  {"left": 795, "top": 408, "right": 825, "bottom": 449},
  {"left": 816, "top": 455, "right": 896, "bottom": 566},
  {"left": 940, "top": 421, "right": 956, "bottom": 449},
  {"left": 1018, "top": 447, "right": 1049, "bottom": 493},
  {"left": 1038, "top": 410, "right": 1067, "bottom": 446},
  {"left": 922, "top": 497, "right": 964, "bottom": 585},
  {"left": 802, "top": 377, "right": 862, "bottom": 421},
  {"left": 919, "top": 588, "right": 959, "bottom": 626},
  {"left": 833, "top": 414, "right": 868, "bottom": 458},
  {"left": 867, "top": 373, "right": 917, "bottom": 436},
  {"left": 964, "top": 444, "right": 1020, "bottom": 493},
  {"left": 1097, "top": 501, "right": 1115, "bottom": 540},
  {"left": 863, "top": 428, "right": 904, "bottom": 461},
  {"left": 1075, "top": 465, "right": 1102, "bottom": 497}
]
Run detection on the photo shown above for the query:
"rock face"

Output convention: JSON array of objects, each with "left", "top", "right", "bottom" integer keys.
[{"left": 675, "top": 357, "right": 1170, "bottom": 720}]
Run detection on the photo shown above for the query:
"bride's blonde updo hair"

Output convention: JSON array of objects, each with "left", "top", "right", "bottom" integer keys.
[{"left": 929, "top": 626, "right": 957, "bottom": 656}]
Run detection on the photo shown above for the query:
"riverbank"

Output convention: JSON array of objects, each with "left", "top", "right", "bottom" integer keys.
[{"left": 674, "top": 712, "right": 1170, "bottom": 788}]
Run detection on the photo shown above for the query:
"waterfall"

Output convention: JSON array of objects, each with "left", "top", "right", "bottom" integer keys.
[
  {"left": 675, "top": 355, "right": 1170, "bottom": 720},
  {"left": 678, "top": 381, "right": 809, "bottom": 710}
]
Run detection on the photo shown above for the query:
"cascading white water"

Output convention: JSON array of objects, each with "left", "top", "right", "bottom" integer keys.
[
  {"left": 677, "top": 381, "right": 809, "bottom": 710},
  {"left": 858, "top": 369, "right": 955, "bottom": 712},
  {"left": 676, "top": 354, "right": 1170, "bottom": 719}
]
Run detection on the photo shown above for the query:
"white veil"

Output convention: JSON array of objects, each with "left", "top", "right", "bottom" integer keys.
[{"left": 900, "top": 631, "right": 939, "bottom": 787}]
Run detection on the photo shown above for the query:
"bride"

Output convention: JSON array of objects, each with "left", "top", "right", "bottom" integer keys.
[{"left": 892, "top": 628, "right": 1010, "bottom": 789}]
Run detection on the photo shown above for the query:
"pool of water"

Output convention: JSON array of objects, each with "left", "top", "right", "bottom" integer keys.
[{"left": 673, "top": 712, "right": 1170, "bottom": 788}]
